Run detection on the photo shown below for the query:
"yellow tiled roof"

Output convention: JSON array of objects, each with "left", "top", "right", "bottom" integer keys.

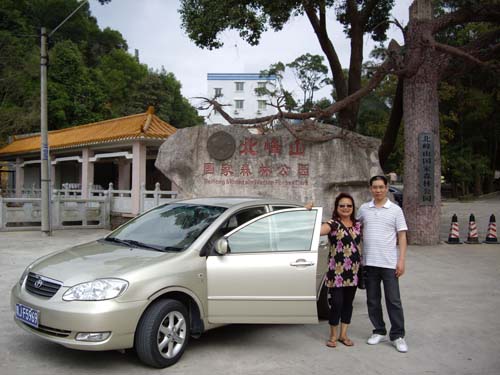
[{"left": 0, "top": 109, "right": 177, "bottom": 156}]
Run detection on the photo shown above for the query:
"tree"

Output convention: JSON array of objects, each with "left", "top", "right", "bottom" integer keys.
[
  {"left": 180, "top": 0, "right": 396, "bottom": 130},
  {"left": 0, "top": 0, "right": 202, "bottom": 145},
  {"left": 286, "top": 53, "right": 329, "bottom": 111},
  {"left": 181, "top": 0, "right": 500, "bottom": 244},
  {"left": 257, "top": 62, "right": 298, "bottom": 112}
]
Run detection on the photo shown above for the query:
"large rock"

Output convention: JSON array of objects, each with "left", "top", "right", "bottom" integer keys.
[{"left": 156, "top": 124, "right": 383, "bottom": 216}]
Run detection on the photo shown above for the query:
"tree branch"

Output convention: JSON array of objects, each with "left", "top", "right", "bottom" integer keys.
[
  {"left": 431, "top": 4, "right": 500, "bottom": 35},
  {"left": 196, "top": 45, "right": 398, "bottom": 129},
  {"left": 432, "top": 40, "right": 487, "bottom": 66}
]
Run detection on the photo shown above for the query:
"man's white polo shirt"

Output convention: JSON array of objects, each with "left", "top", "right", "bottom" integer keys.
[{"left": 357, "top": 199, "right": 408, "bottom": 269}]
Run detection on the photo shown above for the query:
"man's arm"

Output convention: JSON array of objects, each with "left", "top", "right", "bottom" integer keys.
[{"left": 396, "top": 230, "right": 407, "bottom": 277}]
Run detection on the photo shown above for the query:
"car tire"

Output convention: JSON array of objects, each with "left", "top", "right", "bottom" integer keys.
[
  {"left": 317, "top": 282, "right": 331, "bottom": 320},
  {"left": 135, "top": 299, "right": 190, "bottom": 368}
]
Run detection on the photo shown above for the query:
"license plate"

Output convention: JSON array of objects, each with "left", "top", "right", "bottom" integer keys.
[{"left": 15, "top": 303, "right": 39, "bottom": 328}]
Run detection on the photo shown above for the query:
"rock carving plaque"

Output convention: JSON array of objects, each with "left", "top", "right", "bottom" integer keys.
[
  {"left": 156, "top": 124, "right": 383, "bottom": 216},
  {"left": 207, "top": 131, "right": 236, "bottom": 161}
]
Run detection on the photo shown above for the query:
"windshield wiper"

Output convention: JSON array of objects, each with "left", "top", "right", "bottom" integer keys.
[
  {"left": 162, "top": 246, "right": 183, "bottom": 252},
  {"left": 103, "top": 237, "right": 163, "bottom": 251},
  {"left": 103, "top": 237, "right": 181, "bottom": 252},
  {"left": 103, "top": 237, "right": 132, "bottom": 246}
]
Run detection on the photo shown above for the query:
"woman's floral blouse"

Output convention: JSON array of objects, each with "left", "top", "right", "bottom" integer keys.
[{"left": 326, "top": 219, "right": 362, "bottom": 288}]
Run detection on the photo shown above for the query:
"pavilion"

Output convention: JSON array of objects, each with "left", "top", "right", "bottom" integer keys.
[{"left": 0, "top": 107, "right": 176, "bottom": 215}]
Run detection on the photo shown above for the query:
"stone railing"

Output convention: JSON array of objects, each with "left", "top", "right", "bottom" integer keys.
[
  {"left": 140, "top": 183, "right": 178, "bottom": 213},
  {"left": 0, "top": 183, "right": 178, "bottom": 215},
  {"left": 0, "top": 195, "right": 110, "bottom": 231},
  {"left": 0, "top": 183, "right": 178, "bottom": 230}
]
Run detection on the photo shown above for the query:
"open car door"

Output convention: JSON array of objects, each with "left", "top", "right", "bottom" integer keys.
[{"left": 206, "top": 207, "right": 322, "bottom": 324}]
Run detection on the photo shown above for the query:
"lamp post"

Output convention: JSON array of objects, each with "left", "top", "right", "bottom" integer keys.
[{"left": 40, "top": 0, "right": 89, "bottom": 236}]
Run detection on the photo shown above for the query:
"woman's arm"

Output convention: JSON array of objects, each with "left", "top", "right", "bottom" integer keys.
[
  {"left": 320, "top": 222, "right": 332, "bottom": 236},
  {"left": 304, "top": 201, "right": 332, "bottom": 236}
]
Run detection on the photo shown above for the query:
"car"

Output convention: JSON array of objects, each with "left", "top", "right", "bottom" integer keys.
[
  {"left": 388, "top": 186, "right": 403, "bottom": 207},
  {"left": 11, "top": 197, "right": 331, "bottom": 368}
]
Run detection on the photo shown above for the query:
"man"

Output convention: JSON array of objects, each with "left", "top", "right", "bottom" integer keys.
[{"left": 357, "top": 175, "right": 408, "bottom": 353}]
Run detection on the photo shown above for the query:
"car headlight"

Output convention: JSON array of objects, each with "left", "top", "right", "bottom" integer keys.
[{"left": 62, "top": 279, "right": 128, "bottom": 301}]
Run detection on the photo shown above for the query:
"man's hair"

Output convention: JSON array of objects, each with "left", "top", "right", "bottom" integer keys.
[{"left": 370, "top": 175, "right": 388, "bottom": 186}]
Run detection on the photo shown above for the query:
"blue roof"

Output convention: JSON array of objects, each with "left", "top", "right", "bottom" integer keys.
[{"left": 207, "top": 73, "right": 276, "bottom": 81}]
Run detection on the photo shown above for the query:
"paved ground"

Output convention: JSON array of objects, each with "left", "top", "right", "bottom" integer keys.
[{"left": 1, "top": 196, "right": 499, "bottom": 375}]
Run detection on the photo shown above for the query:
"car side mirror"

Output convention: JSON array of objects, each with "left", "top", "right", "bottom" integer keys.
[{"left": 214, "top": 238, "right": 229, "bottom": 255}]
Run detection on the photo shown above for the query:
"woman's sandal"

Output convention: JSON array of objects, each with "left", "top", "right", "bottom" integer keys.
[
  {"left": 326, "top": 339, "right": 337, "bottom": 348},
  {"left": 338, "top": 337, "right": 354, "bottom": 346}
]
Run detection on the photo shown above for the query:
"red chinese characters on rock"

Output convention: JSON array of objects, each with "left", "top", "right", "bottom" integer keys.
[
  {"left": 239, "top": 138, "right": 258, "bottom": 156},
  {"left": 264, "top": 138, "right": 282, "bottom": 156},
  {"left": 203, "top": 163, "right": 215, "bottom": 175},
  {"left": 277, "top": 164, "right": 291, "bottom": 177},
  {"left": 289, "top": 139, "right": 305, "bottom": 156},
  {"left": 240, "top": 163, "right": 252, "bottom": 176},
  {"left": 298, "top": 163, "right": 309, "bottom": 177},
  {"left": 202, "top": 162, "right": 311, "bottom": 179},
  {"left": 221, "top": 164, "right": 234, "bottom": 176},
  {"left": 258, "top": 164, "right": 272, "bottom": 177}
]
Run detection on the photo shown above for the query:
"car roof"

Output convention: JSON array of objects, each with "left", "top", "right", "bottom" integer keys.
[{"left": 174, "top": 196, "right": 300, "bottom": 208}]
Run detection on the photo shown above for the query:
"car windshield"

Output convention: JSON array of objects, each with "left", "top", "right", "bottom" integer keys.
[{"left": 106, "top": 203, "right": 226, "bottom": 252}]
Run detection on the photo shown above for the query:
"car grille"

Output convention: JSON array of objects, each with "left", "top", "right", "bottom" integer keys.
[
  {"left": 22, "top": 322, "right": 71, "bottom": 338},
  {"left": 25, "top": 273, "right": 63, "bottom": 298}
]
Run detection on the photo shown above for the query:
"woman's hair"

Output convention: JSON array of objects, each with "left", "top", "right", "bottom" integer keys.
[{"left": 332, "top": 192, "right": 356, "bottom": 222}]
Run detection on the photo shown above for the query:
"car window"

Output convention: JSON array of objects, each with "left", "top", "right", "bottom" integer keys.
[
  {"left": 227, "top": 210, "right": 317, "bottom": 254},
  {"left": 109, "top": 204, "right": 226, "bottom": 251},
  {"left": 201, "top": 206, "right": 267, "bottom": 255}
]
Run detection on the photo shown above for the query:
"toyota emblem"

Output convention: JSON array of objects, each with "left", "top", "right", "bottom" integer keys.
[{"left": 34, "top": 279, "right": 44, "bottom": 289}]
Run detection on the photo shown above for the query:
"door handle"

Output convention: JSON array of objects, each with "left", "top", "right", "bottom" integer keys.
[{"left": 290, "top": 259, "right": 315, "bottom": 267}]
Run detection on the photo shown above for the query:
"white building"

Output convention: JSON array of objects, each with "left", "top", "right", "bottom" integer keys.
[{"left": 206, "top": 73, "right": 277, "bottom": 125}]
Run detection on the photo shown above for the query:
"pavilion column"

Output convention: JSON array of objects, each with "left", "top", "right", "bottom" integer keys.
[
  {"left": 81, "top": 148, "right": 94, "bottom": 198},
  {"left": 131, "top": 142, "right": 146, "bottom": 215},
  {"left": 15, "top": 157, "right": 24, "bottom": 197},
  {"left": 118, "top": 159, "right": 131, "bottom": 190}
]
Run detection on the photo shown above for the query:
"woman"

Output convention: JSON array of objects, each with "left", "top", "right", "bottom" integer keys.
[{"left": 320, "top": 192, "right": 362, "bottom": 348}]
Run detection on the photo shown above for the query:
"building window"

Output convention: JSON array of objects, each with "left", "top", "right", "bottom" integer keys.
[
  {"left": 258, "top": 100, "right": 267, "bottom": 111},
  {"left": 235, "top": 82, "right": 244, "bottom": 92},
  {"left": 214, "top": 87, "right": 222, "bottom": 97},
  {"left": 235, "top": 100, "right": 244, "bottom": 110},
  {"left": 256, "top": 82, "right": 267, "bottom": 96}
]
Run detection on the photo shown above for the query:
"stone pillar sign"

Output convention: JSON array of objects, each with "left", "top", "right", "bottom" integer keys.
[{"left": 156, "top": 124, "right": 383, "bottom": 215}]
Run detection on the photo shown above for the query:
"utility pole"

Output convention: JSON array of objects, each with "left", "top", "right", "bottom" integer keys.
[
  {"left": 40, "top": 27, "right": 51, "bottom": 236},
  {"left": 39, "top": 0, "right": 90, "bottom": 236}
]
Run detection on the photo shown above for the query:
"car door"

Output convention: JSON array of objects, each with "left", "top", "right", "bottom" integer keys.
[{"left": 206, "top": 207, "right": 322, "bottom": 324}]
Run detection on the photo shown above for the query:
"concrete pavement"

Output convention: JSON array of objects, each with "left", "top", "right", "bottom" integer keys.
[{"left": 1, "top": 197, "right": 499, "bottom": 375}]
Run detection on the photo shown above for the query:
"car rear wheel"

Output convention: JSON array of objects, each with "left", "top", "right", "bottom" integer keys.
[{"left": 135, "top": 299, "right": 190, "bottom": 368}]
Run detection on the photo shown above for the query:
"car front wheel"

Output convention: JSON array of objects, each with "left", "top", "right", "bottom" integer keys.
[{"left": 135, "top": 299, "right": 190, "bottom": 368}]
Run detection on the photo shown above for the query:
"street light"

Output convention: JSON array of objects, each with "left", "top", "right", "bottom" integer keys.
[{"left": 40, "top": 0, "right": 89, "bottom": 236}]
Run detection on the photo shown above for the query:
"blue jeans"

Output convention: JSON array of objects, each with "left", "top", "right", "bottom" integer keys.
[{"left": 365, "top": 266, "right": 405, "bottom": 340}]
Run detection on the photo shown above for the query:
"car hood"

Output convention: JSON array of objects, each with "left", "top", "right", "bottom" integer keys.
[{"left": 30, "top": 240, "right": 179, "bottom": 286}]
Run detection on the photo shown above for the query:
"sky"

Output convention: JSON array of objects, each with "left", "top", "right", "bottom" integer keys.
[{"left": 88, "top": 0, "right": 413, "bottom": 107}]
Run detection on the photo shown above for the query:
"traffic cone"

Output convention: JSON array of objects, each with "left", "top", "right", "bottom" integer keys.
[
  {"left": 483, "top": 214, "right": 499, "bottom": 244},
  {"left": 446, "top": 214, "right": 462, "bottom": 244},
  {"left": 465, "top": 214, "right": 480, "bottom": 244}
]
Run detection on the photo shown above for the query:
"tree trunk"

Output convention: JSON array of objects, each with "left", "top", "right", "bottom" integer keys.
[
  {"left": 379, "top": 78, "right": 404, "bottom": 170},
  {"left": 473, "top": 172, "right": 482, "bottom": 196},
  {"left": 403, "top": 0, "right": 441, "bottom": 245}
]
